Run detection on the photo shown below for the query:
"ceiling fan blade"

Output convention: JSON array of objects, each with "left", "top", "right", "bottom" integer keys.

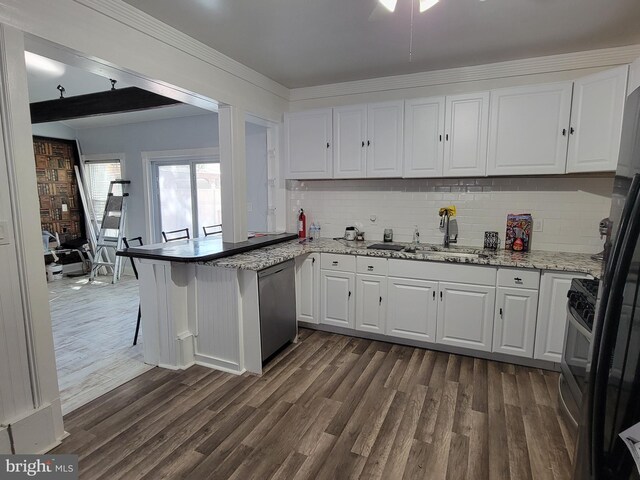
[{"left": 368, "top": 2, "right": 390, "bottom": 22}]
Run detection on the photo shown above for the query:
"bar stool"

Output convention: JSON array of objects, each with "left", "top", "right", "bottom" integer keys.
[
  {"left": 122, "top": 236, "right": 143, "bottom": 346},
  {"left": 162, "top": 228, "right": 190, "bottom": 242}
]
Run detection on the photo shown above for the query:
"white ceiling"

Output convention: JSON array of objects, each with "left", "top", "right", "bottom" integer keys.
[
  {"left": 25, "top": 52, "right": 211, "bottom": 129},
  {"left": 123, "top": 0, "right": 640, "bottom": 88}
]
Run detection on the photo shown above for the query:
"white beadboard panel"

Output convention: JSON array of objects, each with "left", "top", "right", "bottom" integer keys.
[
  {"left": 0, "top": 426, "right": 10, "bottom": 454},
  {"left": 287, "top": 174, "right": 613, "bottom": 254},
  {"left": 195, "top": 266, "right": 241, "bottom": 371}
]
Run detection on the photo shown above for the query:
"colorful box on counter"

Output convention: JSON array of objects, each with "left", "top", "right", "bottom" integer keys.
[{"left": 505, "top": 213, "right": 532, "bottom": 252}]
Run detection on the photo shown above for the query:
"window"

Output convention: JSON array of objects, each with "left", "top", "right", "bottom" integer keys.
[
  {"left": 83, "top": 159, "right": 122, "bottom": 219},
  {"left": 152, "top": 158, "right": 221, "bottom": 241}
]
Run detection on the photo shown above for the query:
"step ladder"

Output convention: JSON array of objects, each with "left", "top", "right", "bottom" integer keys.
[{"left": 90, "top": 180, "right": 131, "bottom": 283}]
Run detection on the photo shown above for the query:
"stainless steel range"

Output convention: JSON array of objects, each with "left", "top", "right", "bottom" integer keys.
[{"left": 560, "top": 278, "right": 600, "bottom": 425}]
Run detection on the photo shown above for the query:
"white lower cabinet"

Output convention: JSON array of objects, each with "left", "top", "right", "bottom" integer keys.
[
  {"left": 492, "top": 287, "right": 538, "bottom": 357},
  {"left": 436, "top": 282, "right": 496, "bottom": 352},
  {"left": 535, "top": 271, "right": 589, "bottom": 362},
  {"left": 386, "top": 277, "right": 438, "bottom": 342},
  {"left": 295, "top": 253, "right": 320, "bottom": 324},
  {"left": 320, "top": 269, "right": 355, "bottom": 328},
  {"left": 298, "top": 255, "right": 586, "bottom": 364},
  {"left": 355, "top": 274, "right": 387, "bottom": 333}
]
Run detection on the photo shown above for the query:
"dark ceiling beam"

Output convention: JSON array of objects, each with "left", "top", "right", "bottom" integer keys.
[{"left": 30, "top": 87, "right": 182, "bottom": 124}]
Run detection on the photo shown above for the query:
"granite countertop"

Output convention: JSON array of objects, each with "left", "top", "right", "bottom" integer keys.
[
  {"left": 116, "top": 232, "right": 299, "bottom": 263},
  {"left": 204, "top": 238, "right": 603, "bottom": 277}
]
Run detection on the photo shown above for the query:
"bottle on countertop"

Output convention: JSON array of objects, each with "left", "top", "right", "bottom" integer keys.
[{"left": 413, "top": 225, "right": 420, "bottom": 245}]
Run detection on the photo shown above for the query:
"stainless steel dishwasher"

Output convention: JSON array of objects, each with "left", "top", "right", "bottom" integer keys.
[{"left": 258, "top": 259, "right": 297, "bottom": 363}]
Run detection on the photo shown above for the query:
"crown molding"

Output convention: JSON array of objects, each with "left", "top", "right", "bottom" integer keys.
[
  {"left": 290, "top": 44, "right": 640, "bottom": 102},
  {"left": 74, "top": 0, "right": 290, "bottom": 101}
]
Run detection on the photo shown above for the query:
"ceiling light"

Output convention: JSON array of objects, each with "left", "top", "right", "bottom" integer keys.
[
  {"left": 24, "top": 52, "right": 65, "bottom": 77},
  {"left": 379, "top": 0, "right": 398, "bottom": 12},
  {"left": 419, "top": 0, "right": 439, "bottom": 12}
]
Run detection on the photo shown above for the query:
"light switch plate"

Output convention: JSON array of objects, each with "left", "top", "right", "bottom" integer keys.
[
  {"left": 533, "top": 219, "right": 544, "bottom": 232},
  {"left": 0, "top": 221, "right": 8, "bottom": 244}
]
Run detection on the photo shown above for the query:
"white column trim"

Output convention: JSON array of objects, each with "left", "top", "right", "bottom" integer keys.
[
  {"left": 219, "top": 105, "right": 248, "bottom": 243},
  {"left": 0, "top": 24, "right": 64, "bottom": 452}
]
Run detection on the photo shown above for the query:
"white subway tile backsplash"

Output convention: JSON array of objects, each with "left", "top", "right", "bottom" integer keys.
[{"left": 287, "top": 174, "right": 613, "bottom": 254}]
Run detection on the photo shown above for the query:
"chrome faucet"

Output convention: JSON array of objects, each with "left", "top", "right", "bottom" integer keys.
[{"left": 439, "top": 207, "right": 458, "bottom": 248}]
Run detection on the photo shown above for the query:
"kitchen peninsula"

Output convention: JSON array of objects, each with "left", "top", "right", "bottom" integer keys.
[{"left": 121, "top": 234, "right": 601, "bottom": 376}]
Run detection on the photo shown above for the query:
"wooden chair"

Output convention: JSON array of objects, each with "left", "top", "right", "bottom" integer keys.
[
  {"left": 202, "top": 224, "right": 223, "bottom": 237},
  {"left": 122, "top": 236, "right": 143, "bottom": 346},
  {"left": 162, "top": 228, "right": 190, "bottom": 242}
]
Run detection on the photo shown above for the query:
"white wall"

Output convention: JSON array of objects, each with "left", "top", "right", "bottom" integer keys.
[
  {"left": 76, "top": 113, "right": 219, "bottom": 241},
  {"left": 288, "top": 175, "right": 613, "bottom": 254},
  {"left": 31, "top": 122, "right": 76, "bottom": 141}
]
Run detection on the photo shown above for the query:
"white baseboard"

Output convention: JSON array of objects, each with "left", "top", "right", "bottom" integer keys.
[
  {"left": 194, "top": 353, "right": 243, "bottom": 375},
  {"left": 177, "top": 332, "right": 195, "bottom": 369},
  {"left": 9, "top": 403, "right": 64, "bottom": 454}
]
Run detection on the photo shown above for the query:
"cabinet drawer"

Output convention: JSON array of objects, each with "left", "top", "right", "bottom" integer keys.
[
  {"left": 356, "top": 256, "right": 388, "bottom": 276},
  {"left": 321, "top": 253, "right": 356, "bottom": 272},
  {"left": 388, "top": 259, "right": 496, "bottom": 286},
  {"left": 497, "top": 268, "right": 540, "bottom": 289}
]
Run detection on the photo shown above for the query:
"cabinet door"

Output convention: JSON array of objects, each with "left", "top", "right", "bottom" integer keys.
[
  {"left": 386, "top": 277, "right": 438, "bottom": 342},
  {"left": 333, "top": 105, "right": 367, "bottom": 178},
  {"left": 285, "top": 109, "right": 333, "bottom": 179},
  {"left": 320, "top": 270, "right": 355, "bottom": 328},
  {"left": 535, "top": 271, "right": 589, "bottom": 362},
  {"left": 492, "top": 287, "right": 538, "bottom": 358},
  {"left": 567, "top": 66, "right": 628, "bottom": 173},
  {"left": 404, "top": 97, "right": 445, "bottom": 178},
  {"left": 487, "top": 82, "right": 572, "bottom": 176},
  {"left": 437, "top": 282, "right": 496, "bottom": 352},
  {"left": 355, "top": 274, "right": 387, "bottom": 333},
  {"left": 366, "top": 101, "right": 404, "bottom": 178},
  {"left": 443, "top": 92, "right": 489, "bottom": 177},
  {"left": 296, "top": 253, "right": 320, "bottom": 324}
]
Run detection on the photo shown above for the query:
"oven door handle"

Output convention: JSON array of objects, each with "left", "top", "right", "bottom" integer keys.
[{"left": 566, "top": 305, "right": 593, "bottom": 341}]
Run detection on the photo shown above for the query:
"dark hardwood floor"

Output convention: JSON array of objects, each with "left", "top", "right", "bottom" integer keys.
[{"left": 51, "top": 328, "right": 576, "bottom": 479}]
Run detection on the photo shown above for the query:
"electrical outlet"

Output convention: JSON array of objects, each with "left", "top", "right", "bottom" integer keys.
[
  {"left": 247, "top": 202, "right": 253, "bottom": 213},
  {"left": 533, "top": 219, "right": 544, "bottom": 232},
  {"left": 62, "top": 203, "right": 68, "bottom": 212}
]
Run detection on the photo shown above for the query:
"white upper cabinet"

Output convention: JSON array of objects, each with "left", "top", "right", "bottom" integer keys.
[
  {"left": 404, "top": 97, "right": 445, "bottom": 178},
  {"left": 487, "top": 82, "right": 573, "bottom": 176},
  {"left": 333, "top": 105, "right": 367, "bottom": 178},
  {"left": 566, "top": 66, "right": 629, "bottom": 173},
  {"left": 443, "top": 92, "right": 490, "bottom": 177},
  {"left": 367, "top": 101, "right": 404, "bottom": 178},
  {"left": 285, "top": 108, "right": 333, "bottom": 179}
]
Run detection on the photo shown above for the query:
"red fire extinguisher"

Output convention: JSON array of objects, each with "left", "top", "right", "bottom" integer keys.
[{"left": 298, "top": 209, "right": 307, "bottom": 239}]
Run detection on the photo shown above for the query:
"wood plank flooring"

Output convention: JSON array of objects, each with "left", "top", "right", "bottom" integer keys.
[
  {"left": 51, "top": 329, "right": 577, "bottom": 480},
  {"left": 49, "top": 275, "right": 153, "bottom": 414}
]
